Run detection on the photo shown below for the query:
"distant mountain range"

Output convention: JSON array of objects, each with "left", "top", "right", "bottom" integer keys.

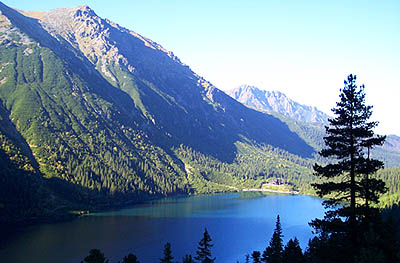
[
  {"left": 227, "top": 85, "right": 330, "bottom": 125},
  {"left": 227, "top": 84, "right": 400, "bottom": 167},
  {"left": 383, "top": 135, "right": 400, "bottom": 153}
]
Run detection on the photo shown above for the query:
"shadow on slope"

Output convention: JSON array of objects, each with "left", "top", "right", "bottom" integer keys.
[
  {"left": 1, "top": 2, "right": 316, "bottom": 164},
  {"left": 96, "top": 16, "right": 316, "bottom": 162}
]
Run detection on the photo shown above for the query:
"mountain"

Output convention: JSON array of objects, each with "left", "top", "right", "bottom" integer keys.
[
  {"left": 19, "top": 5, "right": 316, "bottom": 159},
  {"left": 228, "top": 85, "right": 400, "bottom": 168},
  {"left": 383, "top": 135, "right": 400, "bottom": 153},
  {"left": 227, "top": 85, "right": 331, "bottom": 125},
  {"left": 0, "top": 3, "right": 317, "bottom": 224}
]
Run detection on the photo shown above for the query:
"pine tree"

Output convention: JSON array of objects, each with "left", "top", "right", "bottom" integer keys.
[
  {"left": 82, "top": 249, "right": 109, "bottom": 263},
  {"left": 262, "top": 215, "right": 283, "bottom": 263},
  {"left": 160, "top": 242, "right": 174, "bottom": 263},
  {"left": 304, "top": 234, "right": 345, "bottom": 263},
  {"left": 195, "top": 228, "right": 216, "bottom": 263},
  {"left": 122, "top": 253, "right": 140, "bottom": 263},
  {"left": 311, "top": 74, "right": 386, "bottom": 259},
  {"left": 282, "top": 238, "right": 305, "bottom": 263},
  {"left": 182, "top": 254, "right": 194, "bottom": 263},
  {"left": 251, "top": 251, "right": 261, "bottom": 263},
  {"left": 355, "top": 225, "right": 386, "bottom": 263}
]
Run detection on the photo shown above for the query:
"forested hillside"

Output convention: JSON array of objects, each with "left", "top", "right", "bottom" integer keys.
[{"left": 0, "top": 3, "right": 320, "bottom": 224}]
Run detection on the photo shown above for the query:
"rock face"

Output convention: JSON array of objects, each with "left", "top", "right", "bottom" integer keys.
[
  {"left": 383, "top": 135, "right": 400, "bottom": 153},
  {"left": 22, "top": 5, "right": 179, "bottom": 81},
  {"left": 228, "top": 85, "right": 330, "bottom": 125}
]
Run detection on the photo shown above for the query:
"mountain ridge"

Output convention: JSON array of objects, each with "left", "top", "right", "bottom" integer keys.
[
  {"left": 17, "top": 4, "right": 315, "bottom": 160},
  {"left": 227, "top": 84, "right": 331, "bottom": 125},
  {"left": 227, "top": 84, "right": 400, "bottom": 168}
]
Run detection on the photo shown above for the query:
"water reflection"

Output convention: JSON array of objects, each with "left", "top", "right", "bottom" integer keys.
[{"left": 0, "top": 193, "right": 324, "bottom": 263}]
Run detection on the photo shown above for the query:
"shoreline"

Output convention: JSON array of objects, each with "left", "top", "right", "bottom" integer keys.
[
  {"left": 5, "top": 187, "right": 302, "bottom": 228},
  {"left": 241, "top": 188, "right": 299, "bottom": 195}
]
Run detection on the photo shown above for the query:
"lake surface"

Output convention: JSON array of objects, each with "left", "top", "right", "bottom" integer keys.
[{"left": 0, "top": 193, "right": 325, "bottom": 263}]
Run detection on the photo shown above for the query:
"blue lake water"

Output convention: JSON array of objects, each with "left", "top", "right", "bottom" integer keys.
[{"left": 0, "top": 193, "right": 325, "bottom": 263}]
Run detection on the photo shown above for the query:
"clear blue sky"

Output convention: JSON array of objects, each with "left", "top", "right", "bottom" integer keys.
[{"left": 3, "top": 0, "right": 400, "bottom": 135}]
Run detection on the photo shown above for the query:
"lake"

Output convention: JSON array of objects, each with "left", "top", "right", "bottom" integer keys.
[{"left": 0, "top": 193, "right": 325, "bottom": 263}]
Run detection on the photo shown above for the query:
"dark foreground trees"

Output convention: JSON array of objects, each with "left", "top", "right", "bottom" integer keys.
[
  {"left": 262, "top": 215, "right": 283, "bottom": 263},
  {"left": 122, "top": 253, "right": 140, "bottom": 263},
  {"left": 182, "top": 254, "right": 195, "bottom": 263},
  {"left": 251, "top": 251, "right": 262, "bottom": 263},
  {"left": 248, "top": 215, "right": 305, "bottom": 263},
  {"left": 160, "top": 242, "right": 174, "bottom": 263},
  {"left": 79, "top": 212, "right": 397, "bottom": 263},
  {"left": 195, "top": 228, "right": 216, "bottom": 263},
  {"left": 81, "top": 249, "right": 139, "bottom": 263},
  {"left": 282, "top": 238, "right": 305, "bottom": 263},
  {"left": 81, "top": 249, "right": 109, "bottom": 263},
  {"left": 310, "top": 74, "right": 394, "bottom": 262}
]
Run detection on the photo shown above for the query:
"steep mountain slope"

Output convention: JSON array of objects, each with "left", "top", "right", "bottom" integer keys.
[
  {"left": 0, "top": 4, "right": 191, "bottom": 223},
  {"left": 0, "top": 3, "right": 317, "bottom": 223},
  {"left": 19, "top": 5, "right": 314, "bottom": 161},
  {"left": 228, "top": 85, "right": 330, "bottom": 125}
]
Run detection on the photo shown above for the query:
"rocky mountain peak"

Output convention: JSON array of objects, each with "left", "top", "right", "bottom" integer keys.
[
  {"left": 228, "top": 85, "right": 330, "bottom": 125},
  {"left": 21, "top": 5, "right": 135, "bottom": 81},
  {"left": 74, "top": 5, "right": 94, "bottom": 14},
  {"left": 18, "top": 5, "right": 185, "bottom": 83}
]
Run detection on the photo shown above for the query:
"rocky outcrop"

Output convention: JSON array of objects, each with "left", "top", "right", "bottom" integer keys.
[
  {"left": 383, "top": 135, "right": 400, "bottom": 153},
  {"left": 228, "top": 85, "right": 330, "bottom": 125}
]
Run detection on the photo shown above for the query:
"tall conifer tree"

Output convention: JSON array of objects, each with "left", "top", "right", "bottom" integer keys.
[
  {"left": 262, "top": 215, "right": 284, "bottom": 263},
  {"left": 195, "top": 228, "right": 216, "bottom": 263},
  {"left": 311, "top": 74, "right": 386, "bottom": 259},
  {"left": 160, "top": 242, "right": 174, "bottom": 263}
]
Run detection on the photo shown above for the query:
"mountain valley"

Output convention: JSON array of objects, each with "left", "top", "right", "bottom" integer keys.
[{"left": 0, "top": 2, "right": 399, "bottom": 225}]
